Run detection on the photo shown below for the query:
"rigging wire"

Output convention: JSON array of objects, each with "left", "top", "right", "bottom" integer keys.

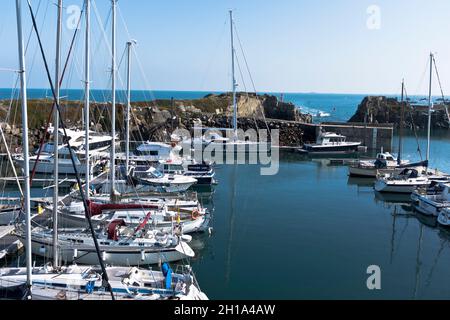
[
  {"left": 233, "top": 22, "right": 271, "bottom": 134},
  {"left": 432, "top": 55, "right": 450, "bottom": 124},
  {"left": 403, "top": 84, "right": 423, "bottom": 161}
]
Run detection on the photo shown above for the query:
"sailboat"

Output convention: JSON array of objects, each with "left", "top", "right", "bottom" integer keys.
[
  {"left": 195, "top": 11, "right": 269, "bottom": 154},
  {"left": 58, "top": 198, "right": 210, "bottom": 233},
  {"left": 349, "top": 81, "right": 411, "bottom": 177},
  {"left": 0, "top": 0, "right": 207, "bottom": 300},
  {"left": 374, "top": 54, "right": 450, "bottom": 193},
  {"left": 0, "top": 264, "right": 208, "bottom": 300}
]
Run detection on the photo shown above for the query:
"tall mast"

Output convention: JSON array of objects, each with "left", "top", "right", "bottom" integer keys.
[
  {"left": 52, "top": 0, "right": 63, "bottom": 267},
  {"left": 427, "top": 53, "right": 433, "bottom": 162},
  {"left": 110, "top": 0, "right": 117, "bottom": 200},
  {"left": 229, "top": 10, "right": 237, "bottom": 141},
  {"left": 84, "top": 0, "right": 91, "bottom": 200},
  {"left": 125, "top": 41, "right": 134, "bottom": 175},
  {"left": 398, "top": 79, "right": 405, "bottom": 165},
  {"left": 15, "top": 0, "right": 32, "bottom": 295}
]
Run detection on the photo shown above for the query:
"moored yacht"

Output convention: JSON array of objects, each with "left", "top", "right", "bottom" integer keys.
[
  {"left": 412, "top": 183, "right": 450, "bottom": 217},
  {"left": 349, "top": 152, "right": 410, "bottom": 178},
  {"left": 374, "top": 168, "right": 450, "bottom": 194},
  {"left": 18, "top": 223, "right": 195, "bottom": 266},
  {"left": 15, "top": 127, "right": 113, "bottom": 175},
  {"left": 0, "top": 264, "right": 208, "bottom": 300},
  {"left": 58, "top": 200, "right": 210, "bottom": 234},
  {"left": 158, "top": 159, "right": 216, "bottom": 185},
  {"left": 299, "top": 130, "right": 361, "bottom": 155}
]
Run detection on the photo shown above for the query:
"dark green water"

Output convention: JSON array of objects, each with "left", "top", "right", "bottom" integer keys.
[{"left": 2, "top": 130, "right": 450, "bottom": 299}]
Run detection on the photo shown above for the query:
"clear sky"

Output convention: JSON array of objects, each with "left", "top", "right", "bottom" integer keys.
[{"left": 1, "top": 0, "right": 450, "bottom": 95}]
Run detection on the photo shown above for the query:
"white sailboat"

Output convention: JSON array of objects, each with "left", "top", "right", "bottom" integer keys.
[
  {"left": 0, "top": 264, "right": 208, "bottom": 300},
  {"left": 349, "top": 152, "right": 410, "bottom": 178},
  {"left": 0, "top": 0, "right": 207, "bottom": 300},
  {"left": 374, "top": 54, "right": 450, "bottom": 194},
  {"left": 194, "top": 11, "right": 269, "bottom": 154},
  {"left": 58, "top": 199, "right": 210, "bottom": 233}
]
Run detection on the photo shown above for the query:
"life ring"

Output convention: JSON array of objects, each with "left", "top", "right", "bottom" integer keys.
[{"left": 191, "top": 209, "right": 200, "bottom": 220}]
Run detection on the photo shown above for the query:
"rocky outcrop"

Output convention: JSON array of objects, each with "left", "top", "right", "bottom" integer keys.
[
  {"left": 348, "top": 96, "right": 450, "bottom": 129},
  {"left": 0, "top": 93, "right": 312, "bottom": 151}
]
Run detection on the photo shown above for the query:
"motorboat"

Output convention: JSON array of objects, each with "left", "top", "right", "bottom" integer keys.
[
  {"left": 115, "top": 142, "right": 176, "bottom": 166},
  {"left": 349, "top": 152, "right": 410, "bottom": 178},
  {"left": 99, "top": 166, "right": 197, "bottom": 195},
  {"left": 412, "top": 183, "right": 450, "bottom": 217},
  {"left": 158, "top": 159, "right": 216, "bottom": 185},
  {"left": 15, "top": 127, "right": 112, "bottom": 175},
  {"left": 299, "top": 130, "right": 361, "bottom": 155}
]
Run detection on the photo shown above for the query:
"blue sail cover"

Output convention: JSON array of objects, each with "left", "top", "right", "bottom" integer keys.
[{"left": 162, "top": 263, "right": 173, "bottom": 290}]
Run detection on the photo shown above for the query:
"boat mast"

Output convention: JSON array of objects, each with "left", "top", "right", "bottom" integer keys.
[
  {"left": 229, "top": 10, "right": 237, "bottom": 141},
  {"left": 125, "top": 40, "right": 134, "bottom": 175},
  {"left": 110, "top": 0, "right": 117, "bottom": 200},
  {"left": 84, "top": 0, "right": 91, "bottom": 200},
  {"left": 398, "top": 79, "right": 405, "bottom": 165},
  {"left": 15, "top": 0, "right": 32, "bottom": 296},
  {"left": 427, "top": 53, "right": 433, "bottom": 162},
  {"left": 52, "top": 0, "right": 63, "bottom": 267}
]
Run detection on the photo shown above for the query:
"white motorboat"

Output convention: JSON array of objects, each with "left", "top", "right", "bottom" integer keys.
[
  {"left": 299, "top": 130, "right": 361, "bottom": 155},
  {"left": 158, "top": 159, "right": 216, "bottom": 185},
  {"left": 115, "top": 142, "right": 176, "bottom": 166},
  {"left": 412, "top": 183, "right": 450, "bottom": 217},
  {"left": 349, "top": 152, "right": 410, "bottom": 178},
  {"left": 0, "top": 264, "right": 208, "bottom": 300},
  {"left": 15, "top": 127, "right": 113, "bottom": 175}
]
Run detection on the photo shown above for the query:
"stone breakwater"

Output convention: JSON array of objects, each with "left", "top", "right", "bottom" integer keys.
[
  {"left": 0, "top": 93, "right": 314, "bottom": 153},
  {"left": 348, "top": 96, "right": 450, "bottom": 129}
]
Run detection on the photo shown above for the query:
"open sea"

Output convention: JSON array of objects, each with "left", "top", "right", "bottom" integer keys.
[{"left": 1, "top": 89, "right": 450, "bottom": 299}]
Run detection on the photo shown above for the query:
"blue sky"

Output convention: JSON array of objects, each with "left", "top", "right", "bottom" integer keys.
[{"left": 1, "top": 0, "right": 450, "bottom": 95}]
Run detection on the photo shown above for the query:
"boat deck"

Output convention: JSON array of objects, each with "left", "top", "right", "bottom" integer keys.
[{"left": 0, "top": 226, "right": 15, "bottom": 240}]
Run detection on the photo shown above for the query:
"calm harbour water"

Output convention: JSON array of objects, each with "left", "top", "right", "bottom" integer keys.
[{"left": 1, "top": 90, "right": 450, "bottom": 299}]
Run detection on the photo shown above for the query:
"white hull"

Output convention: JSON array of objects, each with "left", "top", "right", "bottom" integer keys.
[
  {"left": 29, "top": 238, "right": 193, "bottom": 266},
  {"left": 348, "top": 166, "right": 404, "bottom": 178},
  {"left": 0, "top": 266, "right": 208, "bottom": 300},
  {"left": 374, "top": 178, "right": 430, "bottom": 194},
  {"left": 101, "top": 180, "right": 194, "bottom": 194},
  {"left": 16, "top": 158, "right": 89, "bottom": 175},
  {"left": 59, "top": 210, "right": 209, "bottom": 234}
]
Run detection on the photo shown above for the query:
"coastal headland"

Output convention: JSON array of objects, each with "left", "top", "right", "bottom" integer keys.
[{"left": 1, "top": 93, "right": 448, "bottom": 153}]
